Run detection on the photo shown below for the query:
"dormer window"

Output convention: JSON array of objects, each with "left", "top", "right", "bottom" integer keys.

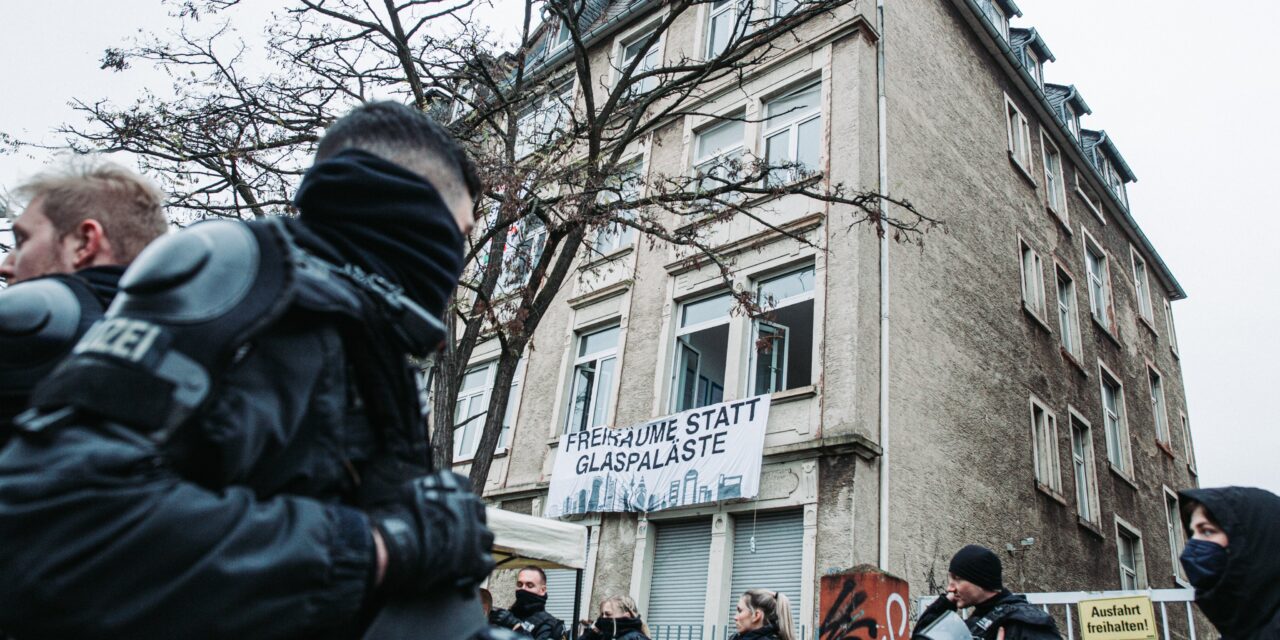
[
  {"left": 551, "top": 19, "right": 572, "bottom": 51},
  {"left": 1065, "top": 104, "right": 1080, "bottom": 140},
  {"left": 1026, "top": 48, "right": 1044, "bottom": 87},
  {"left": 979, "top": 0, "right": 1009, "bottom": 40}
]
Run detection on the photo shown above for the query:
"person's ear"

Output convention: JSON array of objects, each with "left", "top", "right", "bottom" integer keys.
[{"left": 69, "top": 219, "right": 110, "bottom": 269}]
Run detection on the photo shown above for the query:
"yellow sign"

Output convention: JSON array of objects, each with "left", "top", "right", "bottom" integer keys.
[{"left": 1078, "top": 595, "right": 1158, "bottom": 640}]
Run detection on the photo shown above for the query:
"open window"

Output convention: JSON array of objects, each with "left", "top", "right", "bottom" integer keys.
[
  {"left": 673, "top": 293, "right": 733, "bottom": 411},
  {"left": 750, "top": 266, "right": 814, "bottom": 395},
  {"left": 566, "top": 325, "right": 621, "bottom": 432}
]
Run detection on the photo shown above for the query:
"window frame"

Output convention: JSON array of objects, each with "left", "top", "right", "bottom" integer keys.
[
  {"left": 1025, "top": 48, "right": 1044, "bottom": 88},
  {"left": 550, "top": 18, "right": 572, "bottom": 53},
  {"left": 1099, "top": 360, "right": 1134, "bottom": 477},
  {"left": 1018, "top": 238, "right": 1047, "bottom": 320},
  {"left": 514, "top": 77, "right": 576, "bottom": 159},
  {"left": 692, "top": 115, "right": 748, "bottom": 199},
  {"left": 748, "top": 264, "right": 816, "bottom": 396},
  {"left": 1083, "top": 230, "right": 1115, "bottom": 333},
  {"left": 1148, "top": 364, "right": 1171, "bottom": 445},
  {"left": 593, "top": 157, "right": 645, "bottom": 256},
  {"left": 979, "top": 0, "right": 1009, "bottom": 40},
  {"left": 1029, "top": 395, "right": 1062, "bottom": 495},
  {"left": 615, "top": 24, "right": 664, "bottom": 96},
  {"left": 1115, "top": 517, "right": 1148, "bottom": 590},
  {"left": 1005, "top": 96, "right": 1033, "bottom": 174},
  {"left": 705, "top": 0, "right": 748, "bottom": 59},
  {"left": 761, "top": 81, "right": 823, "bottom": 186},
  {"left": 1075, "top": 170, "right": 1106, "bottom": 225},
  {"left": 671, "top": 291, "right": 735, "bottom": 413},
  {"left": 1164, "top": 298, "right": 1180, "bottom": 357},
  {"left": 1180, "top": 411, "right": 1197, "bottom": 474},
  {"left": 453, "top": 362, "right": 497, "bottom": 461},
  {"left": 1041, "top": 131, "right": 1068, "bottom": 222},
  {"left": 1065, "top": 104, "right": 1080, "bottom": 140},
  {"left": 1131, "top": 247, "right": 1155, "bottom": 324},
  {"left": 1055, "top": 266, "right": 1083, "bottom": 361},
  {"left": 1163, "top": 487, "right": 1190, "bottom": 585},
  {"left": 565, "top": 324, "right": 622, "bottom": 433},
  {"left": 1068, "top": 408, "right": 1100, "bottom": 525}
]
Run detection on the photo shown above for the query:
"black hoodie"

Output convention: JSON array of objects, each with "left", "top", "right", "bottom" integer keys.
[{"left": 1179, "top": 487, "right": 1280, "bottom": 639}]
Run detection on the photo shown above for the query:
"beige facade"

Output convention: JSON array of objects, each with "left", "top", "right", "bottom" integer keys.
[{"left": 464, "top": 0, "right": 1197, "bottom": 633}]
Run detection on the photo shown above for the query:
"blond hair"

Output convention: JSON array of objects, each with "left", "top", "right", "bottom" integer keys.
[
  {"left": 600, "top": 594, "right": 651, "bottom": 636},
  {"left": 741, "top": 589, "right": 795, "bottom": 640},
  {"left": 15, "top": 158, "right": 168, "bottom": 262}
]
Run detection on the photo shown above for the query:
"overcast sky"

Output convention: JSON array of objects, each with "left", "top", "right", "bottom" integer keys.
[{"left": 1, "top": 1, "right": 1276, "bottom": 493}]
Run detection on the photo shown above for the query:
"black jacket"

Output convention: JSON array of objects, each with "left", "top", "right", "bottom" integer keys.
[
  {"left": 731, "top": 625, "right": 782, "bottom": 640},
  {"left": 915, "top": 591, "right": 1060, "bottom": 640},
  {"left": 578, "top": 616, "right": 649, "bottom": 640},
  {"left": 491, "top": 607, "right": 567, "bottom": 640},
  {"left": 1180, "top": 487, "right": 1280, "bottom": 640},
  {"left": 0, "top": 151, "right": 457, "bottom": 639}
]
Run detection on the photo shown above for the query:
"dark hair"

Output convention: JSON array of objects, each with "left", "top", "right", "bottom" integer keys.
[
  {"left": 518, "top": 565, "right": 548, "bottom": 586},
  {"left": 317, "top": 101, "right": 482, "bottom": 200}
]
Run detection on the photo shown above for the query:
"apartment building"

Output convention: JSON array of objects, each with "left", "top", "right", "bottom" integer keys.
[{"left": 460, "top": 0, "right": 1198, "bottom": 633}]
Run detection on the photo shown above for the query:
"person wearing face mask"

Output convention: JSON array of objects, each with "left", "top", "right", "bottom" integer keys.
[
  {"left": 1178, "top": 487, "right": 1280, "bottom": 640},
  {"left": 490, "top": 567, "right": 568, "bottom": 639},
  {"left": 731, "top": 589, "right": 796, "bottom": 640},
  {"left": 578, "top": 595, "right": 650, "bottom": 640}
]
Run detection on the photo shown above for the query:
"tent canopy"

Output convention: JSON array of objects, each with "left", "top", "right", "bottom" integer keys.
[{"left": 487, "top": 506, "right": 588, "bottom": 571}]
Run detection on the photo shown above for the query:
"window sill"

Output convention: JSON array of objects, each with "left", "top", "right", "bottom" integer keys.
[
  {"left": 1137, "top": 314, "right": 1158, "bottom": 338},
  {"left": 1077, "top": 516, "right": 1105, "bottom": 539},
  {"left": 1010, "top": 153, "right": 1038, "bottom": 188},
  {"left": 1076, "top": 188, "right": 1106, "bottom": 225},
  {"left": 1092, "top": 315, "right": 1123, "bottom": 349},
  {"left": 1036, "top": 482, "right": 1068, "bottom": 506},
  {"left": 1022, "top": 303, "right": 1052, "bottom": 333},
  {"left": 1187, "top": 463, "right": 1198, "bottom": 478},
  {"left": 770, "top": 385, "right": 817, "bottom": 405},
  {"left": 1046, "top": 205, "right": 1071, "bottom": 235},
  {"left": 1109, "top": 463, "right": 1138, "bottom": 490},
  {"left": 452, "top": 447, "right": 510, "bottom": 465},
  {"left": 1170, "top": 346, "right": 1180, "bottom": 361},
  {"left": 1060, "top": 347, "right": 1088, "bottom": 377},
  {"left": 580, "top": 244, "right": 635, "bottom": 271},
  {"left": 1156, "top": 439, "right": 1176, "bottom": 460}
]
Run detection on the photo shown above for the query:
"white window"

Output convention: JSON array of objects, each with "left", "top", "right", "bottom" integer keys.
[
  {"left": 1100, "top": 365, "right": 1131, "bottom": 475},
  {"left": 1164, "top": 299, "right": 1180, "bottom": 356},
  {"left": 1116, "top": 519, "right": 1147, "bottom": 590},
  {"left": 1084, "top": 234, "right": 1113, "bottom": 330},
  {"left": 673, "top": 293, "right": 733, "bottom": 412},
  {"left": 497, "top": 215, "right": 549, "bottom": 296},
  {"left": 449, "top": 84, "right": 475, "bottom": 123},
  {"left": 1164, "top": 489, "right": 1189, "bottom": 584},
  {"left": 762, "top": 82, "right": 822, "bottom": 185},
  {"left": 1042, "top": 135, "right": 1067, "bottom": 218},
  {"left": 1131, "top": 249, "right": 1154, "bottom": 323},
  {"left": 1030, "top": 397, "right": 1061, "bottom": 493},
  {"left": 1019, "top": 240, "right": 1046, "bottom": 318},
  {"left": 1069, "top": 412, "right": 1099, "bottom": 524},
  {"left": 566, "top": 325, "right": 621, "bottom": 432},
  {"left": 618, "top": 29, "right": 661, "bottom": 95},
  {"left": 751, "top": 266, "right": 815, "bottom": 395},
  {"left": 705, "top": 0, "right": 748, "bottom": 58},
  {"left": 1181, "top": 413, "right": 1197, "bottom": 473},
  {"left": 550, "top": 19, "right": 572, "bottom": 52},
  {"left": 1066, "top": 104, "right": 1080, "bottom": 140},
  {"left": 1006, "top": 98, "right": 1032, "bottom": 171},
  {"left": 1056, "top": 269, "right": 1082, "bottom": 360},
  {"left": 772, "top": 0, "right": 799, "bottom": 18},
  {"left": 1149, "top": 367, "right": 1170, "bottom": 444},
  {"left": 1075, "top": 170, "right": 1105, "bottom": 224},
  {"left": 515, "top": 79, "right": 575, "bottom": 158},
  {"left": 1026, "top": 49, "right": 1043, "bottom": 87},
  {"left": 594, "top": 159, "right": 643, "bottom": 256},
  {"left": 453, "top": 364, "right": 494, "bottom": 460},
  {"left": 694, "top": 118, "right": 746, "bottom": 196},
  {"left": 978, "top": 0, "right": 1009, "bottom": 40},
  {"left": 1101, "top": 155, "right": 1129, "bottom": 208}
]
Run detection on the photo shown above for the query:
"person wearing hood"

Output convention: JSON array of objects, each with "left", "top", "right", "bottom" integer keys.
[
  {"left": 913, "top": 545, "right": 1061, "bottom": 640},
  {"left": 490, "top": 567, "right": 568, "bottom": 639},
  {"left": 731, "top": 589, "right": 796, "bottom": 640},
  {"left": 1178, "top": 487, "right": 1280, "bottom": 639},
  {"left": 578, "top": 595, "right": 651, "bottom": 640},
  {"left": 0, "top": 102, "right": 494, "bottom": 639}
]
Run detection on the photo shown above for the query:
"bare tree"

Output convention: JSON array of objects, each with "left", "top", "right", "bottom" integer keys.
[{"left": 17, "top": 0, "right": 936, "bottom": 488}]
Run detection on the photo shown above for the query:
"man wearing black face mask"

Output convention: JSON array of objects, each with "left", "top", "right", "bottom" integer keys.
[
  {"left": 1178, "top": 487, "right": 1280, "bottom": 640},
  {"left": 0, "top": 102, "right": 495, "bottom": 639},
  {"left": 490, "top": 567, "right": 568, "bottom": 640}
]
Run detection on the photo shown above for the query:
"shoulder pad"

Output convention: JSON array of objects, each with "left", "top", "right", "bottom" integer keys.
[{"left": 0, "top": 276, "right": 105, "bottom": 403}]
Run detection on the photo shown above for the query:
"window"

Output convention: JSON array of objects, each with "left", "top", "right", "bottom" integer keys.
[
  {"left": 1025, "top": 49, "right": 1043, "bottom": 87},
  {"left": 1164, "top": 489, "right": 1189, "bottom": 584},
  {"left": 1019, "top": 240, "right": 1046, "bottom": 318},
  {"left": 762, "top": 82, "right": 822, "bottom": 185},
  {"left": 648, "top": 519, "right": 712, "bottom": 629},
  {"left": 566, "top": 325, "right": 621, "bottom": 432},
  {"left": 1084, "top": 235, "right": 1113, "bottom": 330},
  {"left": 1042, "top": 135, "right": 1067, "bottom": 218},
  {"left": 1100, "top": 365, "right": 1131, "bottom": 475},
  {"left": 673, "top": 293, "right": 733, "bottom": 412},
  {"left": 772, "top": 0, "right": 798, "bottom": 18},
  {"left": 594, "top": 159, "right": 643, "bottom": 255},
  {"left": 497, "top": 215, "right": 549, "bottom": 295},
  {"left": 515, "top": 79, "right": 575, "bottom": 158},
  {"left": 751, "top": 266, "right": 815, "bottom": 395},
  {"left": 1149, "top": 367, "right": 1170, "bottom": 444},
  {"left": 1131, "top": 249, "right": 1154, "bottom": 323},
  {"left": 550, "top": 19, "right": 572, "bottom": 52},
  {"left": 706, "top": 0, "right": 748, "bottom": 58},
  {"left": 1101, "top": 155, "right": 1129, "bottom": 209},
  {"left": 1116, "top": 519, "right": 1147, "bottom": 590},
  {"left": 1065, "top": 104, "right": 1080, "bottom": 140},
  {"left": 1056, "top": 269, "right": 1082, "bottom": 359},
  {"left": 1006, "top": 98, "right": 1032, "bottom": 171},
  {"left": 978, "top": 0, "right": 1009, "bottom": 40},
  {"left": 1030, "top": 397, "right": 1061, "bottom": 493},
  {"left": 1070, "top": 413, "right": 1099, "bottom": 523},
  {"left": 618, "top": 29, "right": 661, "bottom": 95},
  {"left": 1181, "top": 413, "right": 1197, "bottom": 473},
  {"left": 453, "top": 359, "right": 526, "bottom": 460},
  {"left": 1164, "top": 299, "right": 1180, "bottom": 356},
  {"left": 1075, "top": 171, "right": 1105, "bottom": 224},
  {"left": 694, "top": 118, "right": 746, "bottom": 196}
]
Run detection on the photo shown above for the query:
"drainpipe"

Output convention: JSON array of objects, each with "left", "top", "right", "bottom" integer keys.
[{"left": 875, "top": 0, "right": 891, "bottom": 572}]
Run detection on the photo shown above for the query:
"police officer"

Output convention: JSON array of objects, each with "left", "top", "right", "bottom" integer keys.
[
  {"left": 0, "top": 161, "right": 168, "bottom": 424},
  {"left": 913, "top": 545, "right": 1061, "bottom": 640},
  {"left": 0, "top": 102, "right": 494, "bottom": 639}
]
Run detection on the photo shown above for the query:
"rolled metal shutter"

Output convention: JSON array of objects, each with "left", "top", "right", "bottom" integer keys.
[
  {"left": 726, "top": 510, "right": 805, "bottom": 624},
  {"left": 647, "top": 518, "right": 713, "bottom": 628},
  {"left": 544, "top": 568, "right": 578, "bottom": 627}
]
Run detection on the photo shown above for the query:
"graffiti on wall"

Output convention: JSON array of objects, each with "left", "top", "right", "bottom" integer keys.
[{"left": 819, "top": 567, "right": 910, "bottom": 640}]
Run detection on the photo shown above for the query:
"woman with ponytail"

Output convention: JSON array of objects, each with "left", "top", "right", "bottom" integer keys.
[
  {"left": 731, "top": 589, "right": 795, "bottom": 640},
  {"left": 578, "top": 594, "right": 651, "bottom": 640}
]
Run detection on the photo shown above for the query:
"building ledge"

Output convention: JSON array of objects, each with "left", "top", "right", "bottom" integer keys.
[{"left": 763, "top": 432, "right": 881, "bottom": 463}]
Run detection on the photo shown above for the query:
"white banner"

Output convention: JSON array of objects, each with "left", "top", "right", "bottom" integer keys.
[{"left": 544, "top": 395, "right": 771, "bottom": 518}]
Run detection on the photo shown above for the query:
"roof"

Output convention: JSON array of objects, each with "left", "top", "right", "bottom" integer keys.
[
  {"left": 994, "top": 0, "right": 1023, "bottom": 17},
  {"left": 1044, "top": 83, "right": 1092, "bottom": 118},
  {"left": 1081, "top": 128, "right": 1137, "bottom": 183},
  {"left": 1009, "top": 27, "right": 1055, "bottom": 65},
  {"left": 528, "top": 0, "right": 617, "bottom": 67}
]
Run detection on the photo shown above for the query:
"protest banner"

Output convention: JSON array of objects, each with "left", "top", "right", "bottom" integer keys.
[
  {"left": 1078, "top": 595, "right": 1158, "bottom": 640},
  {"left": 544, "top": 395, "right": 771, "bottom": 518}
]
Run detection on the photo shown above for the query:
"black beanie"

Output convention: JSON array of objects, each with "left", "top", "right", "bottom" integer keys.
[{"left": 949, "top": 544, "right": 1003, "bottom": 591}]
